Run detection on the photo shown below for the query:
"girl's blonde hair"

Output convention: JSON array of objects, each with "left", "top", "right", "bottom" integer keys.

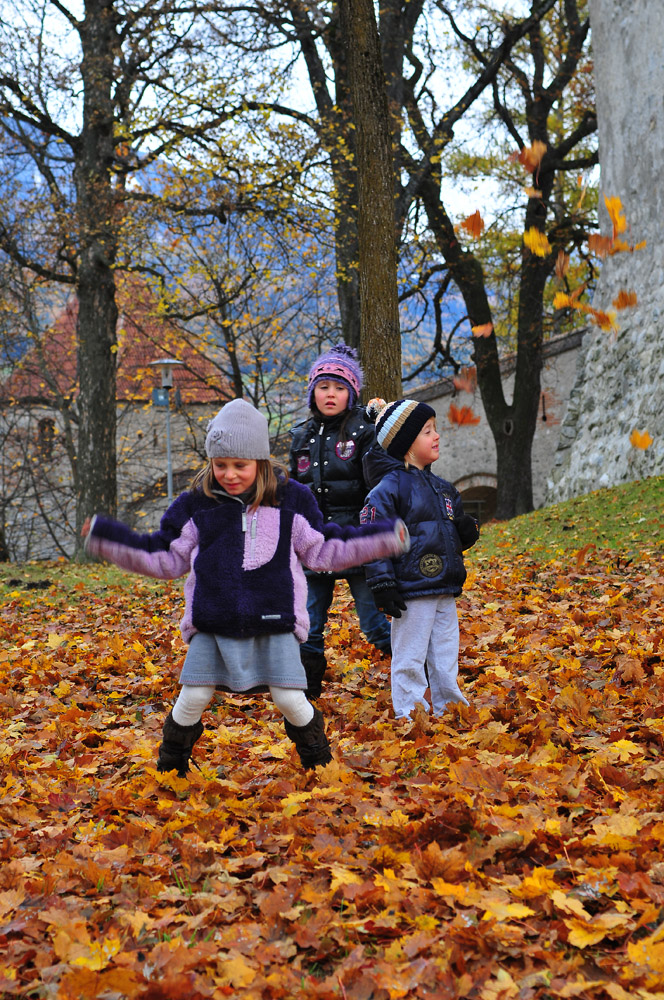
[{"left": 190, "top": 459, "right": 288, "bottom": 510}]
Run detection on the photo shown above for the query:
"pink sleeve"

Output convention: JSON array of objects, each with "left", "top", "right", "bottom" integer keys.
[
  {"left": 86, "top": 516, "right": 198, "bottom": 580},
  {"left": 291, "top": 513, "right": 408, "bottom": 573}
]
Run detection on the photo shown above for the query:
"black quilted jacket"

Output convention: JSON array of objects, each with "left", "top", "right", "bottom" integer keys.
[{"left": 289, "top": 405, "right": 377, "bottom": 528}]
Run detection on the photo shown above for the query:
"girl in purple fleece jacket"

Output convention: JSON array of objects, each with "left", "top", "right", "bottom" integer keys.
[{"left": 83, "top": 398, "right": 408, "bottom": 776}]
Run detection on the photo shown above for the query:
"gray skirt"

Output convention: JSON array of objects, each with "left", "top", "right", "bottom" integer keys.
[{"left": 179, "top": 631, "right": 306, "bottom": 693}]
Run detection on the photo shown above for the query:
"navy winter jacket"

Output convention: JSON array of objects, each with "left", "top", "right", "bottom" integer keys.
[{"left": 361, "top": 445, "right": 479, "bottom": 599}]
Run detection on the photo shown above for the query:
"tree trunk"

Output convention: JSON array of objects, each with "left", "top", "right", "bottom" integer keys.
[
  {"left": 338, "top": 0, "right": 402, "bottom": 401},
  {"left": 332, "top": 155, "right": 361, "bottom": 350},
  {"left": 75, "top": 0, "right": 119, "bottom": 550},
  {"left": 418, "top": 168, "right": 549, "bottom": 519}
]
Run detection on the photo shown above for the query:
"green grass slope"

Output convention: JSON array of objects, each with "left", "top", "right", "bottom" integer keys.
[{"left": 472, "top": 474, "right": 664, "bottom": 565}]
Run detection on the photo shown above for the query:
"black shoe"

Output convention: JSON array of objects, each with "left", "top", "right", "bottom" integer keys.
[
  {"left": 284, "top": 707, "right": 332, "bottom": 769},
  {"left": 300, "top": 649, "right": 327, "bottom": 700},
  {"left": 157, "top": 711, "right": 204, "bottom": 777}
]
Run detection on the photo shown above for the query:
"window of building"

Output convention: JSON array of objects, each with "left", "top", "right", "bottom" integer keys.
[{"left": 38, "top": 418, "right": 56, "bottom": 459}]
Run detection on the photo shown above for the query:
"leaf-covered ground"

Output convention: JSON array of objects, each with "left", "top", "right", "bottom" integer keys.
[{"left": 2, "top": 479, "right": 664, "bottom": 999}]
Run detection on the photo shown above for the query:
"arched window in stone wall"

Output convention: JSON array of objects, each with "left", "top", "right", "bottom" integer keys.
[{"left": 454, "top": 473, "right": 497, "bottom": 524}]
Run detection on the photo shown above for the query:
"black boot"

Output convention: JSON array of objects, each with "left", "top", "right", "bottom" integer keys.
[
  {"left": 157, "top": 711, "right": 204, "bottom": 777},
  {"left": 284, "top": 707, "right": 332, "bottom": 769},
  {"left": 300, "top": 649, "right": 327, "bottom": 700}
]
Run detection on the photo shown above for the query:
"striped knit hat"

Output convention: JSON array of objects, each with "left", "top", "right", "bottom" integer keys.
[
  {"left": 375, "top": 399, "right": 436, "bottom": 460},
  {"left": 307, "top": 343, "right": 364, "bottom": 409}
]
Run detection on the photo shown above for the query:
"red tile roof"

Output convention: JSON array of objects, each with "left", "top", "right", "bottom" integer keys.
[{"left": 1, "top": 276, "right": 229, "bottom": 407}]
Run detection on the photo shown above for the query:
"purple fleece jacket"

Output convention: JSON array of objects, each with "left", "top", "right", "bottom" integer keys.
[{"left": 85, "top": 479, "right": 408, "bottom": 643}]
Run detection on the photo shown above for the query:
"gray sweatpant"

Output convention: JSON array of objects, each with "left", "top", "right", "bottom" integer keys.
[{"left": 390, "top": 594, "right": 469, "bottom": 719}]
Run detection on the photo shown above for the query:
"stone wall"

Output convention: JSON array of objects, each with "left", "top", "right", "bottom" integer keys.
[
  {"left": 414, "top": 331, "right": 582, "bottom": 516},
  {"left": 547, "top": 0, "right": 664, "bottom": 502}
]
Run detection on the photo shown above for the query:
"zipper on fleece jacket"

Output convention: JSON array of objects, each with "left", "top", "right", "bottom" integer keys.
[{"left": 250, "top": 511, "right": 258, "bottom": 560}]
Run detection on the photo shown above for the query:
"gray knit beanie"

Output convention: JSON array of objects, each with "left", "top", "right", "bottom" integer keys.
[{"left": 205, "top": 399, "right": 270, "bottom": 459}]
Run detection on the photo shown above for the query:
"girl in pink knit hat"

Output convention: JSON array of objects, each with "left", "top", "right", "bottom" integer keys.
[{"left": 289, "top": 344, "right": 392, "bottom": 697}]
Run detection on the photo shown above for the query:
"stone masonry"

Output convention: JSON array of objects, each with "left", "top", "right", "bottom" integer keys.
[{"left": 547, "top": 0, "right": 664, "bottom": 502}]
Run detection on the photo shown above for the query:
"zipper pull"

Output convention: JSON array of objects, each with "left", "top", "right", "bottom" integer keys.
[
  {"left": 242, "top": 508, "right": 247, "bottom": 532},
  {"left": 251, "top": 514, "right": 257, "bottom": 539},
  {"left": 319, "top": 424, "right": 324, "bottom": 436}
]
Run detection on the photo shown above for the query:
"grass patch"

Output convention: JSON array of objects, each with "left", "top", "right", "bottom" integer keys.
[
  {"left": 0, "top": 558, "right": 168, "bottom": 608},
  {"left": 473, "top": 474, "right": 664, "bottom": 564}
]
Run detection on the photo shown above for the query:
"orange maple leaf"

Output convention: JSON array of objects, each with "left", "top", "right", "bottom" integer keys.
[
  {"left": 630, "top": 429, "right": 653, "bottom": 450},
  {"left": 460, "top": 210, "right": 485, "bottom": 238},
  {"left": 612, "top": 290, "right": 638, "bottom": 310},
  {"left": 471, "top": 322, "right": 493, "bottom": 338},
  {"left": 448, "top": 403, "right": 480, "bottom": 426}
]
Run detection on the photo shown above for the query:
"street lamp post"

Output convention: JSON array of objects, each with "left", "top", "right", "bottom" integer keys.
[{"left": 149, "top": 359, "right": 184, "bottom": 505}]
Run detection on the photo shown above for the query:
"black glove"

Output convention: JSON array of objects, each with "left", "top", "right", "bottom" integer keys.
[
  {"left": 456, "top": 513, "right": 480, "bottom": 548},
  {"left": 373, "top": 585, "right": 407, "bottom": 618}
]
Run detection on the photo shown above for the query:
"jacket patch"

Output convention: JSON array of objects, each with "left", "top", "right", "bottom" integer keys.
[
  {"left": 336, "top": 439, "right": 356, "bottom": 461},
  {"left": 360, "top": 503, "right": 376, "bottom": 524},
  {"left": 444, "top": 497, "right": 455, "bottom": 519},
  {"left": 297, "top": 452, "right": 311, "bottom": 474},
  {"left": 420, "top": 553, "right": 443, "bottom": 577}
]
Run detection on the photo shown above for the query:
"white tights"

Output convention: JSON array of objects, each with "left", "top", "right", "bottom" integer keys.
[{"left": 171, "top": 684, "right": 314, "bottom": 728}]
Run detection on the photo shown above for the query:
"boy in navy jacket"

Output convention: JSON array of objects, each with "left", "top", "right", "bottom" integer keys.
[{"left": 361, "top": 400, "right": 479, "bottom": 719}]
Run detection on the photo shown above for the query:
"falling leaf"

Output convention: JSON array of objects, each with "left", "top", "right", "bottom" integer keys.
[
  {"left": 471, "top": 322, "right": 493, "bottom": 338},
  {"left": 453, "top": 367, "right": 477, "bottom": 394},
  {"left": 554, "top": 292, "right": 573, "bottom": 310},
  {"left": 612, "top": 290, "right": 637, "bottom": 310},
  {"left": 589, "top": 308, "right": 617, "bottom": 331},
  {"left": 513, "top": 140, "right": 547, "bottom": 173},
  {"left": 588, "top": 233, "right": 613, "bottom": 257},
  {"left": 630, "top": 429, "right": 653, "bottom": 450},
  {"left": 460, "top": 210, "right": 485, "bottom": 238},
  {"left": 555, "top": 251, "right": 570, "bottom": 280},
  {"left": 525, "top": 186, "right": 543, "bottom": 199},
  {"left": 604, "top": 194, "right": 627, "bottom": 236},
  {"left": 448, "top": 403, "right": 481, "bottom": 426},
  {"left": 524, "top": 227, "right": 551, "bottom": 257}
]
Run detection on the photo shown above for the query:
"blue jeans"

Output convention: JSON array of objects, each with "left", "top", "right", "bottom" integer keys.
[{"left": 302, "top": 573, "right": 392, "bottom": 656}]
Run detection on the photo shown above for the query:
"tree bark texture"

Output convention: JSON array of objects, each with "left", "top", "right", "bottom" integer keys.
[
  {"left": 286, "top": 0, "right": 361, "bottom": 348},
  {"left": 75, "top": 0, "right": 119, "bottom": 541},
  {"left": 337, "top": 0, "right": 402, "bottom": 401}
]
